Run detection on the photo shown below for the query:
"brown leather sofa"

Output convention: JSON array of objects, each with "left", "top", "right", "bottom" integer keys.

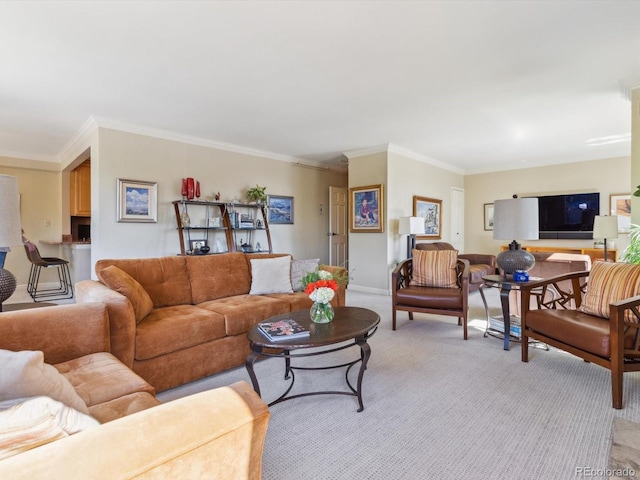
[
  {"left": 415, "top": 242, "right": 496, "bottom": 292},
  {"left": 76, "top": 252, "right": 346, "bottom": 392},
  {"left": 0, "top": 302, "right": 270, "bottom": 478}
]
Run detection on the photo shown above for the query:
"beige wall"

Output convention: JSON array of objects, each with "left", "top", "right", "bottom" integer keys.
[
  {"left": 0, "top": 160, "right": 63, "bottom": 284},
  {"left": 348, "top": 148, "right": 465, "bottom": 294},
  {"left": 93, "top": 128, "right": 347, "bottom": 269},
  {"left": 632, "top": 88, "right": 640, "bottom": 226},
  {"left": 347, "top": 152, "right": 388, "bottom": 293},
  {"left": 464, "top": 155, "right": 631, "bottom": 256}
]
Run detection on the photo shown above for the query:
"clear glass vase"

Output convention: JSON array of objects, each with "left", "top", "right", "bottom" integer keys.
[{"left": 310, "top": 301, "right": 335, "bottom": 324}]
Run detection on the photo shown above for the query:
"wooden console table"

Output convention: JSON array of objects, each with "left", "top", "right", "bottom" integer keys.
[{"left": 500, "top": 245, "right": 617, "bottom": 262}]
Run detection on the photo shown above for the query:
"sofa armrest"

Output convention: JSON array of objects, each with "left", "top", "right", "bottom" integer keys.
[
  {"left": 0, "top": 303, "right": 110, "bottom": 364},
  {"left": 0, "top": 381, "right": 270, "bottom": 480},
  {"left": 75, "top": 279, "right": 137, "bottom": 368}
]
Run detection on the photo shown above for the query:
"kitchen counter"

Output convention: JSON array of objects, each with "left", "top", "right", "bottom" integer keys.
[
  {"left": 40, "top": 240, "right": 91, "bottom": 245},
  {"left": 39, "top": 241, "right": 92, "bottom": 284}
]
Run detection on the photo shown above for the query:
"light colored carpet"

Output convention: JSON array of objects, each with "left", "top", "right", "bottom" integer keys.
[{"left": 158, "top": 289, "right": 640, "bottom": 480}]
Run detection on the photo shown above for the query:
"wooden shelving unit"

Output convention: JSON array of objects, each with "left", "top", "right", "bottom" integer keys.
[{"left": 172, "top": 200, "right": 272, "bottom": 256}]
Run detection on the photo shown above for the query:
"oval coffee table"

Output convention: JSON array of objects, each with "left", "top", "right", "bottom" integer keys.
[{"left": 245, "top": 306, "right": 380, "bottom": 412}]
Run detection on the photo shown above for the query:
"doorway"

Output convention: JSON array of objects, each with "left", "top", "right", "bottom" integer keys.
[{"left": 329, "top": 186, "right": 348, "bottom": 267}]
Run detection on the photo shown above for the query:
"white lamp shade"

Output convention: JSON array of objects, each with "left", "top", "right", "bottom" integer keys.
[
  {"left": 0, "top": 175, "right": 22, "bottom": 248},
  {"left": 399, "top": 216, "right": 425, "bottom": 235},
  {"left": 592, "top": 215, "right": 619, "bottom": 239},
  {"left": 493, "top": 198, "right": 539, "bottom": 241}
]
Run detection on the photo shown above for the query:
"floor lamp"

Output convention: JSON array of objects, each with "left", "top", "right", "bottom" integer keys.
[
  {"left": 399, "top": 217, "right": 425, "bottom": 258},
  {"left": 493, "top": 198, "right": 539, "bottom": 276},
  {"left": 592, "top": 215, "right": 618, "bottom": 262},
  {"left": 0, "top": 175, "right": 23, "bottom": 311}
]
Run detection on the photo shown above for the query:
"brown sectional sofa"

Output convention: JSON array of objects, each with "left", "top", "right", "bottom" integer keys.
[
  {"left": 0, "top": 302, "right": 270, "bottom": 478},
  {"left": 76, "top": 252, "right": 346, "bottom": 392}
]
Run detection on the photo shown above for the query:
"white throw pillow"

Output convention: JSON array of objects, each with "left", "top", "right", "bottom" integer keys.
[
  {"left": 0, "top": 349, "right": 89, "bottom": 414},
  {"left": 249, "top": 256, "right": 294, "bottom": 294},
  {"left": 0, "top": 396, "right": 99, "bottom": 460},
  {"left": 291, "top": 258, "right": 320, "bottom": 291}
]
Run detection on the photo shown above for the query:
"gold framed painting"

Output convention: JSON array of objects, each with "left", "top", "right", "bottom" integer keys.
[
  {"left": 349, "top": 184, "right": 384, "bottom": 233},
  {"left": 413, "top": 196, "right": 442, "bottom": 239}
]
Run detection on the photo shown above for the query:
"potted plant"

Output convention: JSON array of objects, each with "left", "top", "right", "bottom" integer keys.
[
  {"left": 246, "top": 184, "right": 267, "bottom": 204},
  {"left": 620, "top": 224, "right": 640, "bottom": 264}
]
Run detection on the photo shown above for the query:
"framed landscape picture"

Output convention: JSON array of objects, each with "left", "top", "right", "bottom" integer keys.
[
  {"left": 610, "top": 193, "right": 631, "bottom": 233},
  {"left": 350, "top": 184, "right": 384, "bottom": 233},
  {"left": 116, "top": 178, "right": 157, "bottom": 223},
  {"left": 484, "top": 203, "right": 494, "bottom": 231},
  {"left": 413, "top": 196, "right": 442, "bottom": 239},
  {"left": 268, "top": 195, "right": 294, "bottom": 224}
]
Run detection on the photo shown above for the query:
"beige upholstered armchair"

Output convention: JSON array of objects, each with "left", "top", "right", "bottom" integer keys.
[{"left": 392, "top": 249, "right": 470, "bottom": 338}]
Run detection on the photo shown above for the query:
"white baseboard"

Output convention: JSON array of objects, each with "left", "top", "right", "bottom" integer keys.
[{"left": 347, "top": 284, "right": 391, "bottom": 296}]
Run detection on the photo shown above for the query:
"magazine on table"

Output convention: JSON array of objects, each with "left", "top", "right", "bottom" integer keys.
[{"left": 258, "top": 318, "right": 310, "bottom": 340}]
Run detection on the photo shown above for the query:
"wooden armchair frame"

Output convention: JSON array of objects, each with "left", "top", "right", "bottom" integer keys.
[
  {"left": 391, "top": 258, "right": 470, "bottom": 338},
  {"left": 520, "top": 270, "right": 640, "bottom": 409}
]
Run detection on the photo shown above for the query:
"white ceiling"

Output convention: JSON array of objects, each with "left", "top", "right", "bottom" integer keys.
[{"left": 1, "top": 1, "right": 639, "bottom": 174}]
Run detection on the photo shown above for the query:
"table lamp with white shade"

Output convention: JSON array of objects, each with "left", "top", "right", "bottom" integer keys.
[
  {"left": 493, "top": 197, "right": 539, "bottom": 276},
  {"left": 399, "top": 216, "right": 425, "bottom": 259},
  {"left": 0, "top": 175, "right": 23, "bottom": 311},
  {"left": 592, "top": 215, "right": 618, "bottom": 262}
]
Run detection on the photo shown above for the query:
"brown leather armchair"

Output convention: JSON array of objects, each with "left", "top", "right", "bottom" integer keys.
[
  {"left": 391, "top": 256, "right": 470, "bottom": 338},
  {"left": 415, "top": 242, "right": 496, "bottom": 292},
  {"left": 520, "top": 267, "right": 640, "bottom": 409}
]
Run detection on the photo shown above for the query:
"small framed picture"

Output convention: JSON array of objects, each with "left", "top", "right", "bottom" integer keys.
[
  {"left": 350, "top": 184, "right": 384, "bottom": 233},
  {"left": 610, "top": 193, "right": 631, "bottom": 233},
  {"left": 413, "top": 196, "right": 441, "bottom": 239},
  {"left": 484, "top": 203, "right": 494, "bottom": 231},
  {"left": 190, "top": 239, "right": 208, "bottom": 251},
  {"left": 116, "top": 179, "right": 158, "bottom": 223},
  {"left": 268, "top": 195, "right": 294, "bottom": 224}
]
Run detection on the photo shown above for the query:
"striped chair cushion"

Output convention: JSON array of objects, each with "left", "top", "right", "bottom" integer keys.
[
  {"left": 409, "top": 249, "right": 457, "bottom": 288},
  {"left": 579, "top": 261, "right": 640, "bottom": 320}
]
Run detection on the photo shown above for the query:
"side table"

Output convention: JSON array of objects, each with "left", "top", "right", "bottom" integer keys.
[{"left": 479, "top": 274, "right": 548, "bottom": 351}]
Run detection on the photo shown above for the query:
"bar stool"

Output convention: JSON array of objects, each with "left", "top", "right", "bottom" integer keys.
[{"left": 24, "top": 242, "right": 73, "bottom": 301}]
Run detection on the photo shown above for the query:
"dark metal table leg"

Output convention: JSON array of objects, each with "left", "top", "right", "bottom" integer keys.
[
  {"left": 284, "top": 350, "right": 291, "bottom": 379},
  {"left": 499, "top": 284, "right": 512, "bottom": 351},
  {"left": 245, "top": 349, "right": 262, "bottom": 397},
  {"left": 355, "top": 338, "right": 372, "bottom": 412}
]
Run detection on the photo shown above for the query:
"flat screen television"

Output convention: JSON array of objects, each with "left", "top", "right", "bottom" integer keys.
[{"left": 536, "top": 192, "right": 600, "bottom": 240}]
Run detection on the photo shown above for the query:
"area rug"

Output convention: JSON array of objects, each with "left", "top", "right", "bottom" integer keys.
[{"left": 159, "top": 289, "right": 640, "bottom": 480}]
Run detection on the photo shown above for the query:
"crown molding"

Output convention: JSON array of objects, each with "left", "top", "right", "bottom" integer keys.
[
  {"left": 57, "top": 116, "right": 98, "bottom": 167},
  {"left": 620, "top": 77, "right": 640, "bottom": 101},
  {"left": 343, "top": 144, "right": 390, "bottom": 160},
  {"left": 387, "top": 144, "right": 465, "bottom": 175},
  {"left": 343, "top": 143, "right": 464, "bottom": 175},
  {"left": 87, "top": 117, "right": 347, "bottom": 173}
]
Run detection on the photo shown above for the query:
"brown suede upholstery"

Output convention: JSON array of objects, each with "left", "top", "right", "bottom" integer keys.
[
  {"left": 0, "top": 303, "right": 160, "bottom": 424},
  {"left": 78, "top": 252, "right": 347, "bottom": 392},
  {"left": 0, "top": 305, "right": 270, "bottom": 476},
  {"left": 415, "top": 242, "right": 496, "bottom": 292}
]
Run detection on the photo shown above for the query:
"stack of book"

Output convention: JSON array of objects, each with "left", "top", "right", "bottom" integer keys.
[
  {"left": 239, "top": 214, "right": 254, "bottom": 228},
  {"left": 258, "top": 319, "right": 310, "bottom": 341}
]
